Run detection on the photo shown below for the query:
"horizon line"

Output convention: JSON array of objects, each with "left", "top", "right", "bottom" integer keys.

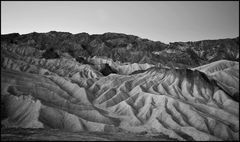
[{"left": 1, "top": 30, "right": 239, "bottom": 44}]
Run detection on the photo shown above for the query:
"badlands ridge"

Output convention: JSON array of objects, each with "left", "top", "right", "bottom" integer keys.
[{"left": 1, "top": 32, "right": 239, "bottom": 141}]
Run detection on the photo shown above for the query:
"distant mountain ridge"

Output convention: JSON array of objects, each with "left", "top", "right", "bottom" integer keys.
[{"left": 1, "top": 31, "right": 239, "bottom": 68}]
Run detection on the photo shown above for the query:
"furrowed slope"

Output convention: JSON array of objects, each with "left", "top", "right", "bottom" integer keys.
[
  {"left": 193, "top": 60, "right": 239, "bottom": 100},
  {"left": 1, "top": 44, "right": 239, "bottom": 141}
]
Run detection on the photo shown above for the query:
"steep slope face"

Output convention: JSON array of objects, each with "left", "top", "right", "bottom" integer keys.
[
  {"left": 193, "top": 60, "right": 239, "bottom": 101},
  {"left": 1, "top": 32, "right": 238, "bottom": 68},
  {"left": 1, "top": 42, "right": 239, "bottom": 141},
  {"left": 154, "top": 37, "right": 239, "bottom": 67}
]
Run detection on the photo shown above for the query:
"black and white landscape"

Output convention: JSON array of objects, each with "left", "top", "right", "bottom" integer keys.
[
  {"left": 1, "top": 31, "right": 239, "bottom": 141},
  {"left": 1, "top": 1, "right": 239, "bottom": 141}
]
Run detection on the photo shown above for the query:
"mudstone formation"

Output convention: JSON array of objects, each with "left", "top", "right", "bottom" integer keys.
[{"left": 1, "top": 31, "right": 239, "bottom": 141}]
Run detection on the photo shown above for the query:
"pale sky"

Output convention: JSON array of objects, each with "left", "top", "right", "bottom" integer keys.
[{"left": 1, "top": 1, "right": 239, "bottom": 43}]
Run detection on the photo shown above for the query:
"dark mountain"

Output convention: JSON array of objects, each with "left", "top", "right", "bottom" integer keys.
[
  {"left": 100, "top": 63, "right": 118, "bottom": 76},
  {"left": 166, "top": 37, "right": 239, "bottom": 66},
  {"left": 1, "top": 31, "right": 239, "bottom": 68},
  {"left": 41, "top": 48, "right": 60, "bottom": 59}
]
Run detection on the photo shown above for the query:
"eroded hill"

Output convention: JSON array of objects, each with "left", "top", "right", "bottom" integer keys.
[{"left": 1, "top": 32, "right": 239, "bottom": 141}]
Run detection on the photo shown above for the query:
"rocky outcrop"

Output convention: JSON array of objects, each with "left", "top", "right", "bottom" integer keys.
[
  {"left": 2, "top": 31, "right": 238, "bottom": 68},
  {"left": 100, "top": 63, "right": 118, "bottom": 76},
  {"left": 42, "top": 48, "right": 60, "bottom": 59}
]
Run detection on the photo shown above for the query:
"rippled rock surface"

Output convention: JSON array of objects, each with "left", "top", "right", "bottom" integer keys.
[{"left": 1, "top": 32, "right": 239, "bottom": 141}]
